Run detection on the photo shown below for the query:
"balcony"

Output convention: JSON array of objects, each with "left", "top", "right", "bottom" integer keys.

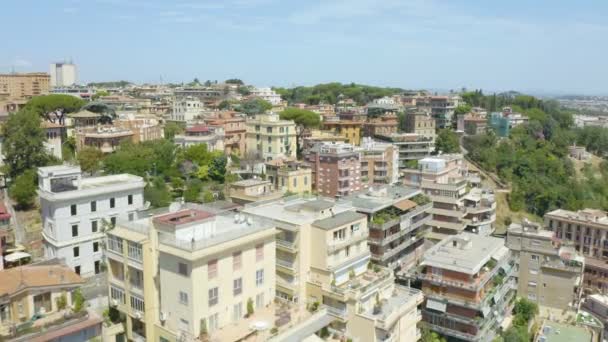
[
  {"left": 358, "top": 286, "right": 423, "bottom": 331},
  {"left": 276, "top": 239, "right": 297, "bottom": 253},
  {"left": 276, "top": 258, "right": 297, "bottom": 274},
  {"left": 371, "top": 235, "right": 421, "bottom": 262},
  {"left": 328, "top": 234, "right": 368, "bottom": 253},
  {"left": 541, "top": 260, "right": 583, "bottom": 273}
]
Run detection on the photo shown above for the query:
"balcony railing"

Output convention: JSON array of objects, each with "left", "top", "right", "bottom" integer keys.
[
  {"left": 276, "top": 239, "right": 297, "bottom": 252},
  {"left": 328, "top": 234, "right": 369, "bottom": 253},
  {"left": 276, "top": 258, "right": 297, "bottom": 271}
]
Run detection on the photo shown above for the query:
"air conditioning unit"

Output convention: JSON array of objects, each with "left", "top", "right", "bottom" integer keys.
[
  {"left": 111, "top": 299, "right": 118, "bottom": 307},
  {"left": 160, "top": 311, "right": 167, "bottom": 321},
  {"left": 135, "top": 311, "right": 142, "bottom": 319}
]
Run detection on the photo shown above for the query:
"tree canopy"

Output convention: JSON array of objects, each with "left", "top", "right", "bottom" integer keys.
[
  {"left": 279, "top": 108, "right": 321, "bottom": 128},
  {"left": 273, "top": 82, "right": 404, "bottom": 105},
  {"left": 9, "top": 170, "right": 37, "bottom": 209},
  {"left": 77, "top": 147, "right": 104, "bottom": 175},
  {"left": 454, "top": 104, "right": 472, "bottom": 115},
  {"left": 2, "top": 109, "right": 51, "bottom": 178},
  {"left": 435, "top": 129, "right": 460, "bottom": 154},
  {"left": 24, "top": 94, "right": 85, "bottom": 125},
  {"left": 225, "top": 79, "right": 244, "bottom": 85},
  {"left": 240, "top": 98, "right": 272, "bottom": 116}
]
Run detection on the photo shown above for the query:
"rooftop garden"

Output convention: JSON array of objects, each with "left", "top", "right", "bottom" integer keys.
[{"left": 411, "top": 194, "right": 431, "bottom": 206}]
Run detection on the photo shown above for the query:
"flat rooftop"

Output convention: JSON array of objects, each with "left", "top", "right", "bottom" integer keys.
[
  {"left": 538, "top": 321, "right": 592, "bottom": 342},
  {"left": 343, "top": 185, "right": 420, "bottom": 213},
  {"left": 422, "top": 232, "right": 508, "bottom": 274},
  {"left": 313, "top": 211, "right": 366, "bottom": 230},
  {"left": 242, "top": 197, "right": 353, "bottom": 227},
  {"left": 154, "top": 209, "right": 215, "bottom": 226},
  {"left": 546, "top": 208, "right": 608, "bottom": 225},
  {"left": 80, "top": 174, "right": 143, "bottom": 189},
  {"left": 231, "top": 179, "right": 271, "bottom": 187}
]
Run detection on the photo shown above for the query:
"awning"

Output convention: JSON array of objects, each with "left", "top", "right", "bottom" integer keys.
[
  {"left": 426, "top": 298, "right": 447, "bottom": 312},
  {"left": 4, "top": 252, "right": 31, "bottom": 262},
  {"left": 393, "top": 199, "right": 417, "bottom": 211}
]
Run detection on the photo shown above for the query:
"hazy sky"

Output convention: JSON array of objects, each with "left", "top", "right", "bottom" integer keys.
[{"left": 2, "top": 0, "right": 607, "bottom": 94}]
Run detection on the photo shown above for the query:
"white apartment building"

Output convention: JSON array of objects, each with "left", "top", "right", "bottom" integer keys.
[
  {"left": 50, "top": 62, "right": 78, "bottom": 87},
  {"left": 38, "top": 165, "right": 145, "bottom": 277},
  {"left": 251, "top": 87, "right": 282, "bottom": 105},
  {"left": 170, "top": 97, "right": 203, "bottom": 122}
]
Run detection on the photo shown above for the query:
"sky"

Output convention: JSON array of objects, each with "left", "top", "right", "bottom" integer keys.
[{"left": 2, "top": 0, "right": 608, "bottom": 95}]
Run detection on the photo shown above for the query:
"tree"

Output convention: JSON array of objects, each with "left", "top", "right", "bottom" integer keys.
[
  {"left": 454, "top": 104, "right": 472, "bottom": 115},
  {"left": 184, "top": 179, "right": 203, "bottom": 202},
  {"left": 237, "top": 85, "right": 251, "bottom": 96},
  {"left": 218, "top": 100, "right": 232, "bottom": 110},
  {"left": 246, "top": 298, "right": 254, "bottom": 317},
  {"left": 209, "top": 156, "right": 227, "bottom": 183},
  {"left": 3, "top": 109, "right": 50, "bottom": 178},
  {"left": 144, "top": 178, "right": 172, "bottom": 208},
  {"left": 513, "top": 298, "right": 538, "bottom": 323},
  {"left": 72, "top": 289, "right": 86, "bottom": 313},
  {"left": 24, "top": 94, "right": 85, "bottom": 125},
  {"left": 279, "top": 107, "right": 321, "bottom": 156},
  {"left": 240, "top": 98, "right": 272, "bottom": 115},
  {"left": 164, "top": 122, "right": 184, "bottom": 140},
  {"left": 80, "top": 102, "right": 117, "bottom": 124},
  {"left": 77, "top": 147, "right": 104, "bottom": 175},
  {"left": 9, "top": 170, "right": 37, "bottom": 209},
  {"left": 225, "top": 79, "right": 244, "bottom": 85},
  {"left": 421, "top": 326, "right": 446, "bottom": 342},
  {"left": 202, "top": 190, "right": 214, "bottom": 203},
  {"left": 435, "top": 129, "right": 460, "bottom": 154},
  {"left": 91, "top": 90, "right": 110, "bottom": 101}
]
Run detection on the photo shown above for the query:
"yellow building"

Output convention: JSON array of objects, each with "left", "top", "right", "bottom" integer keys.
[
  {"left": 243, "top": 197, "right": 424, "bottom": 341},
  {"left": 229, "top": 178, "right": 284, "bottom": 205},
  {"left": 0, "top": 72, "right": 50, "bottom": 100},
  {"left": 245, "top": 113, "right": 297, "bottom": 161},
  {"left": 265, "top": 159, "right": 312, "bottom": 194},
  {"left": 105, "top": 204, "right": 280, "bottom": 342},
  {"left": 322, "top": 120, "right": 362, "bottom": 146}
]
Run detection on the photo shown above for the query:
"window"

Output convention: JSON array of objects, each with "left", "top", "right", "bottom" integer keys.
[
  {"left": 71, "top": 204, "right": 77, "bottom": 216},
  {"left": 233, "top": 251, "right": 242, "bottom": 270},
  {"left": 107, "top": 235, "right": 123, "bottom": 253},
  {"left": 232, "top": 303, "right": 243, "bottom": 322},
  {"left": 234, "top": 278, "right": 243, "bottom": 296},
  {"left": 128, "top": 195, "right": 133, "bottom": 205},
  {"left": 90, "top": 201, "right": 96, "bottom": 212},
  {"left": 128, "top": 213, "right": 134, "bottom": 221},
  {"left": 350, "top": 223, "right": 360, "bottom": 233},
  {"left": 93, "top": 242, "right": 99, "bottom": 253},
  {"left": 75, "top": 266, "right": 81, "bottom": 275},
  {"left": 95, "top": 260, "right": 100, "bottom": 274},
  {"left": 110, "top": 198, "right": 115, "bottom": 208},
  {"left": 208, "top": 287, "right": 218, "bottom": 306},
  {"left": 178, "top": 262, "right": 189, "bottom": 276},
  {"left": 179, "top": 291, "right": 188, "bottom": 305},
  {"left": 256, "top": 293, "right": 265, "bottom": 308},
  {"left": 208, "top": 313, "right": 219, "bottom": 332},
  {"left": 256, "top": 244, "right": 264, "bottom": 262},
  {"left": 73, "top": 246, "right": 80, "bottom": 258},
  {"left": 208, "top": 259, "right": 218, "bottom": 279},
  {"left": 110, "top": 286, "right": 125, "bottom": 304},
  {"left": 72, "top": 225, "right": 79, "bottom": 237},
  {"left": 531, "top": 254, "right": 540, "bottom": 261},
  {"left": 256, "top": 269, "right": 264, "bottom": 287},
  {"left": 128, "top": 241, "right": 142, "bottom": 261},
  {"left": 130, "top": 295, "right": 145, "bottom": 313},
  {"left": 91, "top": 220, "right": 98, "bottom": 233},
  {"left": 110, "top": 217, "right": 116, "bottom": 226}
]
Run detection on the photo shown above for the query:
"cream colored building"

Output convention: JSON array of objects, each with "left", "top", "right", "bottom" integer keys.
[
  {"left": 229, "top": 178, "right": 284, "bottom": 205},
  {"left": 243, "top": 197, "right": 424, "bottom": 341},
  {"left": 265, "top": 159, "right": 312, "bottom": 194},
  {"left": 0, "top": 72, "right": 50, "bottom": 100},
  {"left": 245, "top": 113, "right": 297, "bottom": 161},
  {"left": 105, "top": 204, "right": 278, "bottom": 342}
]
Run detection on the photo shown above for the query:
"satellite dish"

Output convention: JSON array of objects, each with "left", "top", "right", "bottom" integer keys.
[{"left": 169, "top": 202, "right": 181, "bottom": 213}]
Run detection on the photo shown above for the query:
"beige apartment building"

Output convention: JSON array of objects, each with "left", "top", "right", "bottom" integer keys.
[
  {"left": 304, "top": 142, "right": 363, "bottom": 198},
  {"left": 229, "top": 178, "right": 283, "bottom": 205},
  {"left": 358, "top": 137, "right": 399, "bottom": 186},
  {"left": 265, "top": 159, "right": 312, "bottom": 194},
  {"left": 245, "top": 113, "right": 297, "bottom": 161},
  {"left": 243, "top": 197, "right": 424, "bottom": 341},
  {"left": 404, "top": 112, "right": 436, "bottom": 138},
  {"left": 0, "top": 72, "right": 50, "bottom": 100},
  {"left": 105, "top": 204, "right": 279, "bottom": 342},
  {"left": 545, "top": 208, "right": 608, "bottom": 293},
  {"left": 506, "top": 219, "right": 584, "bottom": 311}
]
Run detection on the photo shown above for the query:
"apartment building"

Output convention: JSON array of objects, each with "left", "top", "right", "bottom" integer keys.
[
  {"left": 204, "top": 111, "right": 246, "bottom": 156},
  {"left": 413, "top": 233, "right": 516, "bottom": 342},
  {"left": 506, "top": 220, "right": 584, "bottom": 311},
  {"left": 583, "top": 294, "right": 608, "bottom": 338},
  {"left": 114, "top": 114, "right": 164, "bottom": 143},
  {"left": 302, "top": 129, "right": 348, "bottom": 155},
  {"left": 250, "top": 87, "right": 282, "bottom": 105},
  {"left": 265, "top": 159, "right": 312, "bottom": 194},
  {"left": 463, "top": 188, "right": 497, "bottom": 236},
  {"left": 375, "top": 133, "right": 435, "bottom": 169},
  {"left": 173, "top": 125, "right": 225, "bottom": 152},
  {"left": 0, "top": 72, "right": 50, "bottom": 100},
  {"left": 545, "top": 209, "right": 608, "bottom": 293},
  {"left": 402, "top": 155, "right": 470, "bottom": 240},
  {"left": 362, "top": 112, "right": 399, "bottom": 138},
  {"left": 229, "top": 179, "right": 283, "bottom": 205},
  {"left": 358, "top": 137, "right": 399, "bottom": 186},
  {"left": 322, "top": 120, "right": 362, "bottom": 146},
  {"left": 50, "top": 62, "right": 78, "bottom": 87},
  {"left": 404, "top": 112, "right": 436, "bottom": 138},
  {"left": 105, "top": 205, "right": 278, "bottom": 342},
  {"left": 428, "top": 96, "right": 458, "bottom": 129},
  {"left": 75, "top": 126, "right": 134, "bottom": 153},
  {"left": 345, "top": 186, "right": 432, "bottom": 270},
  {"left": 38, "top": 165, "right": 144, "bottom": 277},
  {"left": 170, "top": 97, "right": 203, "bottom": 122},
  {"left": 245, "top": 113, "right": 297, "bottom": 161},
  {"left": 304, "top": 142, "right": 363, "bottom": 198},
  {"left": 0, "top": 262, "right": 103, "bottom": 341},
  {"left": 243, "top": 197, "right": 424, "bottom": 341}
]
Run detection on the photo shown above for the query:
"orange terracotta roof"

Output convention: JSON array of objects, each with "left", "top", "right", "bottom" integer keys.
[{"left": 0, "top": 264, "right": 84, "bottom": 297}]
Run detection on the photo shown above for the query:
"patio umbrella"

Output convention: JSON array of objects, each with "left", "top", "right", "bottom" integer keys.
[{"left": 4, "top": 251, "right": 31, "bottom": 264}]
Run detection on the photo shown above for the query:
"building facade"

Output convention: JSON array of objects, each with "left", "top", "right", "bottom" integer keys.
[
  {"left": 0, "top": 72, "right": 50, "bottom": 100},
  {"left": 404, "top": 112, "right": 436, "bottom": 138},
  {"left": 170, "top": 98, "right": 203, "bottom": 122},
  {"left": 376, "top": 133, "right": 436, "bottom": 169},
  {"left": 50, "top": 62, "right": 78, "bottom": 87},
  {"left": 245, "top": 113, "right": 297, "bottom": 161},
  {"left": 304, "top": 142, "right": 363, "bottom": 198},
  {"left": 173, "top": 125, "right": 225, "bottom": 152},
  {"left": 38, "top": 165, "right": 145, "bottom": 277},
  {"left": 265, "top": 159, "right": 312, "bottom": 194},
  {"left": 506, "top": 219, "right": 584, "bottom": 311},
  {"left": 358, "top": 137, "right": 399, "bottom": 186},
  {"left": 228, "top": 179, "right": 283, "bottom": 205}
]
